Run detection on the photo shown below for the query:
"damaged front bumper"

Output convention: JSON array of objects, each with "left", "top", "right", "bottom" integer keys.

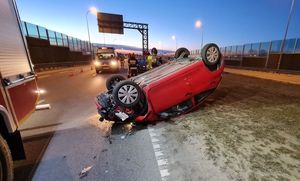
[{"left": 95, "top": 92, "right": 135, "bottom": 122}]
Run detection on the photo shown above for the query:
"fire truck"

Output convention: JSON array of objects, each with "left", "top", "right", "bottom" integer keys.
[{"left": 0, "top": 0, "right": 38, "bottom": 180}]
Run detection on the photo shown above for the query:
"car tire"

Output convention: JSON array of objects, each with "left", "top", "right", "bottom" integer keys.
[
  {"left": 0, "top": 135, "right": 13, "bottom": 181},
  {"left": 112, "top": 80, "right": 142, "bottom": 108},
  {"left": 201, "top": 43, "right": 221, "bottom": 66},
  {"left": 106, "top": 75, "right": 126, "bottom": 90},
  {"left": 175, "top": 47, "right": 190, "bottom": 59}
]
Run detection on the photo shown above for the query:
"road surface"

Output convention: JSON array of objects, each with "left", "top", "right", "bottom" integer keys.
[
  {"left": 14, "top": 67, "right": 162, "bottom": 181},
  {"left": 13, "top": 66, "right": 300, "bottom": 181}
]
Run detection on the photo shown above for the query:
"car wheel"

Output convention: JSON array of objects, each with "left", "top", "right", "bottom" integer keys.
[
  {"left": 113, "top": 80, "right": 142, "bottom": 108},
  {"left": 175, "top": 47, "right": 190, "bottom": 59},
  {"left": 0, "top": 135, "right": 13, "bottom": 181},
  {"left": 201, "top": 43, "right": 221, "bottom": 66},
  {"left": 106, "top": 75, "right": 126, "bottom": 90}
]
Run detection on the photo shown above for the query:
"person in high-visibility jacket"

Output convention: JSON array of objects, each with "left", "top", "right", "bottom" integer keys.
[
  {"left": 146, "top": 52, "right": 152, "bottom": 70},
  {"left": 146, "top": 48, "right": 158, "bottom": 70}
]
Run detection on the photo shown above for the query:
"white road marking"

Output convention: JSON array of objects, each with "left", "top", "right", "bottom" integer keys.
[
  {"left": 153, "top": 144, "right": 160, "bottom": 149},
  {"left": 151, "top": 138, "right": 160, "bottom": 143},
  {"left": 160, "top": 169, "right": 170, "bottom": 177},
  {"left": 148, "top": 127, "right": 170, "bottom": 181},
  {"left": 155, "top": 151, "right": 163, "bottom": 157},
  {"left": 157, "top": 159, "right": 168, "bottom": 166}
]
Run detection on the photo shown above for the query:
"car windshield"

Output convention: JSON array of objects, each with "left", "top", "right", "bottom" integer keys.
[{"left": 97, "top": 53, "right": 115, "bottom": 60}]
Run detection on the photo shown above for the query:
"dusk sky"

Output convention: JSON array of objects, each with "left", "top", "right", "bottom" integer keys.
[{"left": 16, "top": 0, "right": 300, "bottom": 50}]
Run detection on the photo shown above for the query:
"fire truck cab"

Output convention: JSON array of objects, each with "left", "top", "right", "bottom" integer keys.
[{"left": 0, "top": 0, "right": 39, "bottom": 180}]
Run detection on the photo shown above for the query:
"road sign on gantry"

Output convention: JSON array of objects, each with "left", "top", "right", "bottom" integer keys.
[{"left": 97, "top": 12, "right": 124, "bottom": 34}]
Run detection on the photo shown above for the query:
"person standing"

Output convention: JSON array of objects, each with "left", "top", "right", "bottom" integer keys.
[
  {"left": 146, "top": 48, "right": 158, "bottom": 70},
  {"left": 128, "top": 53, "right": 138, "bottom": 77}
]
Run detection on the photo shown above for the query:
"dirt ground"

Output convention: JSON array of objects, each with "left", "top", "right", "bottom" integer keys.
[{"left": 162, "top": 73, "right": 300, "bottom": 181}]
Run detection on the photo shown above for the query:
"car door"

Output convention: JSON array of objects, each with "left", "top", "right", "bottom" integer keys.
[{"left": 147, "top": 65, "right": 194, "bottom": 113}]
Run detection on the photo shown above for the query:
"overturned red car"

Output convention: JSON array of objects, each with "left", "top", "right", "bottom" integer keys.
[{"left": 96, "top": 43, "right": 224, "bottom": 123}]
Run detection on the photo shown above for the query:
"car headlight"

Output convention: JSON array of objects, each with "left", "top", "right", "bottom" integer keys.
[
  {"left": 94, "top": 61, "right": 101, "bottom": 66},
  {"left": 110, "top": 60, "right": 117, "bottom": 66}
]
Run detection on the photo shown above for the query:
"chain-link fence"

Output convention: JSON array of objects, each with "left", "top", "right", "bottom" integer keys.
[
  {"left": 219, "top": 39, "right": 300, "bottom": 61},
  {"left": 191, "top": 38, "right": 300, "bottom": 71}
]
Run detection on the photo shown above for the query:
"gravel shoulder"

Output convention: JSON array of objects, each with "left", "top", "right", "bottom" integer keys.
[{"left": 159, "top": 73, "right": 300, "bottom": 180}]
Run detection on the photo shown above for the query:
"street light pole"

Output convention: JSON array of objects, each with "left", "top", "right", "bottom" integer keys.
[
  {"left": 86, "top": 7, "right": 98, "bottom": 61},
  {"left": 172, "top": 35, "right": 177, "bottom": 50},
  {"left": 86, "top": 11, "right": 92, "bottom": 54},
  {"left": 195, "top": 20, "right": 203, "bottom": 49},
  {"left": 201, "top": 29, "right": 204, "bottom": 49},
  {"left": 277, "top": 0, "right": 295, "bottom": 69}
]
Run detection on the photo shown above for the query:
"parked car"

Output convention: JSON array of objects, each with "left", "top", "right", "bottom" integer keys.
[
  {"left": 94, "top": 47, "right": 121, "bottom": 73},
  {"left": 96, "top": 43, "right": 224, "bottom": 123}
]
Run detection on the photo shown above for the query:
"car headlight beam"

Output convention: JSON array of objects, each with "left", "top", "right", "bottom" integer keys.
[
  {"left": 110, "top": 60, "right": 117, "bottom": 66},
  {"left": 94, "top": 61, "right": 101, "bottom": 66}
]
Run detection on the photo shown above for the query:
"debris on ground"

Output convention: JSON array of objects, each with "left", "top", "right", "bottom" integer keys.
[
  {"left": 101, "top": 148, "right": 108, "bottom": 152},
  {"left": 35, "top": 104, "right": 51, "bottom": 110},
  {"left": 79, "top": 166, "right": 93, "bottom": 179}
]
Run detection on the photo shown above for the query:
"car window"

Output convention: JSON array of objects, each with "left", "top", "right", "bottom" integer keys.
[{"left": 97, "top": 53, "right": 115, "bottom": 60}]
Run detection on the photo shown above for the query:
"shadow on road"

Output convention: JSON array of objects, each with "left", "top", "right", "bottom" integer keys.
[{"left": 14, "top": 131, "right": 54, "bottom": 181}]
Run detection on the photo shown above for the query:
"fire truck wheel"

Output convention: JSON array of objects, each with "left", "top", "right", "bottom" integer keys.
[{"left": 0, "top": 135, "right": 13, "bottom": 181}]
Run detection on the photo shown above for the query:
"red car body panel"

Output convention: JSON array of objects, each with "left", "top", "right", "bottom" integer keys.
[{"left": 134, "top": 57, "right": 224, "bottom": 122}]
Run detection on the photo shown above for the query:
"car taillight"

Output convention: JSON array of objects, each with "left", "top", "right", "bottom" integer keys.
[{"left": 95, "top": 99, "right": 102, "bottom": 109}]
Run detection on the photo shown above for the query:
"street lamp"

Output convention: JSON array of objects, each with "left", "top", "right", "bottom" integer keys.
[
  {"left": 195, "top": 20, "right": 203, "bottom": 49},
  {"left": 172, "top": 35, "right": 177, "bottom": 50},
  {"left": 86, "top": 6, "right": 98, "bottom": 59}
]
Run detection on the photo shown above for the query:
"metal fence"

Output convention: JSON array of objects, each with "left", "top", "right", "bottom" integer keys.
[
  {"left": 191, "top": 38, "right": 300, "bottom": 60},
  {"left": 21, "top": 21, "right": 92, "bottom": 53}
]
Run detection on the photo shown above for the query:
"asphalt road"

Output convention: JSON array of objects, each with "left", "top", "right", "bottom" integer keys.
[
  {"left": 14, "top": 67, "right": 161, "bottom": 181},
  {"left": 13, "top": 66, "right": 300, "bottom": 181}
]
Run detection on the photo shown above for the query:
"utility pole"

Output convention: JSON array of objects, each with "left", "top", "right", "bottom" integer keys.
[{"left": 277, "top": 0, "right": 295, "bottom": 70}]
